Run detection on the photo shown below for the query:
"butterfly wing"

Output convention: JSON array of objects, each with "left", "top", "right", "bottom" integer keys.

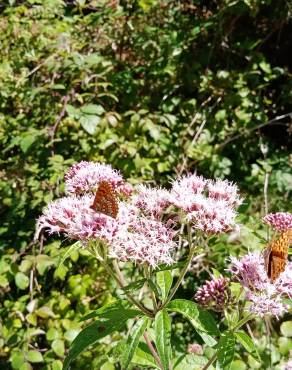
[
  {"left": 91, "top": 181, "right": 118, "bottom": 219},
  {"left": 264, "top": 229, "right": 291, "bottom": 282},
  {"left": 269, "top": 251, "right": 287, "bottom": 282}
]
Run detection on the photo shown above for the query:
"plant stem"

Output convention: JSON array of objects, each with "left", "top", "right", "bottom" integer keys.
[
  {"left": 101, "top": 260, "right": 154, "bottom": 318},
  {"left": 144, "top": 265, "right": 158, "bottom": 313},
  {"left": 161, "top": 224, "right": 196, "bottom": 308},
  {"left": 202, "top": 353, "right": 217, "bottom": 370},
  {"left": 143, "top": 331, "right": 163, "bottom": 370}
]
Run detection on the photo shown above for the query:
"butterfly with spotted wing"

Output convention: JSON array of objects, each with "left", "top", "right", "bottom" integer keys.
[
  {"left": 90, "top": 181, "right": 118, "bottom": 219},
  {"left": 263, "top": 229, "right": 292, "bottom": 282}
]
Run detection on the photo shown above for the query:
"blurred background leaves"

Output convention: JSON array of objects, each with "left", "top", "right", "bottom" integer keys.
[{"left": 0, "top": 0, "right": 291, "bottom": 368}]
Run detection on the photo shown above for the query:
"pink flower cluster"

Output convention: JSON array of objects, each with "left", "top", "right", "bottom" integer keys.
[
  {"left": 64, "top": 161, "right": 132, "bottom": 196},
  {"left": 109, "top": 209, "right": 176, "bottom": 266},
  {"left": 284, "top": 358, "right": 292, "bottom": 370},
  {"left": 170, "top": 175, "right": 242, "bottom": 234},
  {"left": 187, "top": 343, "right": 203, "bottom": 355},
  {"left": 230, "top": 252, "right": 292, "bottom": 318},
  {"left": 195, "top": 276, "right": 230, "bottom": 311},
  {"left": 35, "top": 194, "right": 119, "bottom": 242},
  {"left": 36, "top": 161, "right": 243, "bottom": 266},
  {"left": 133, "top": 185, "right": 171, "bottom": 218},
  {"left": 36, "top": 162, "right": 175, "bottom": 267},
  {"left": 263, "top": 212, "right": 292, "bottom": 232}
]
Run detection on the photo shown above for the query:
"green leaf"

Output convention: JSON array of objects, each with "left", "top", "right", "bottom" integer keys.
[
  {"left": 173, "top": 353, "right": 208, "bottom": 370},
  {"left": 132, "top": 342, "right": 159, "bottom": 368},
  {"left": 80, "top": 115, "right": 100, "bottom": 135},
  {"left": 217, "top": 331, "right": 235, "bottom": 370},
  {"left": 235, "top": 331, "right": 259, "bottom": 359},
  {"left": 52, "top": 339, "right": 65, "bottom": 357},
  {"left": 35, "top": 254, "right": 55, "bottom": 275},
  {"left": 80, "top": 104, "right": 105, "bottom": 115},
  {"left": 26, "top": 350, "right": 43, "bottom": 363},
  {"left": 15, "top": 272, "right": 29, "bottom": 290},
  {"left": 121, "top": 317, "right": 149, "bottom": 369},
  {"left": 147, "top": 278, "right": 161, "bottom": 299},
  {"left": 19, "top": 135, "right": 36, "bottom": 153},
  {"left": 63, "top": 304, "right": 140, "bottom": 370},
  {"left": 166, "top": 299, "right": 219, "bottom": 343},
  {"left": 35, "top": 306, "right": 56, "bottom": 319},
  {"left": 230, "top": 360, "right": 247, "bottom": 370},
  {"left": 278, "top": 337, "right": 292, "bottom": 355},
  {"left": 281, "top": 321, "right": 292, "bottom": 337},
  {"left": 51, "top": 360, "right": 63, "bottom": 370},
  {"left": 156, "top": 271, "right": 173, "bottom": 301},
  {"left": 80, "top": 300, "right": 141, "bottom": 322},
  {"left": 46, "top": 328, "right": 60, "bottom": 341},
  {"left": 56, "top": 242, "right": 81, "bottom": 269},
  {"left": 121, "top": 279, "right": 147, "bottom": 294},
  {"left": 154, "top": 309, "right": 172, "bottom": 370}
]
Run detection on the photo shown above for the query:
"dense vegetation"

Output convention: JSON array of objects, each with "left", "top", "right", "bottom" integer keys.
[{"left": 0, "top": 1, "right": 291, "bottom": 369}]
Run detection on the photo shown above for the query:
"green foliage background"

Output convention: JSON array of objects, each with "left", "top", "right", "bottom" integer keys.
[{"left": 0, "top": 0, "right": 291, "bottom": 369}]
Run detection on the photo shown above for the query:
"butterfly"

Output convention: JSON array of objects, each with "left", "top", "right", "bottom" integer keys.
[
  {"left": 263, "top": 229, "right": 292, "bottom": 282},
  {"left": 90, "top": 181, "right": 118, "bottom": 219}
]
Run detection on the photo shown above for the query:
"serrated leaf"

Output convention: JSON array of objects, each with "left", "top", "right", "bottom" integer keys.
[
  {"left": 121, "top": 279, "right": 147, "bottom": 294},
  {"left": 63, "top": 304, "right": 140, "bottom": 370},
  {"left": 80, "top": 300, "right": 141, "bottom": 322},
  {"left": 15, "top": 272, "right": 29, "bottom": 290},
  {"left": 235, "top": 331, "right": 259, "bottom": 359},
  {"left": 217, "top": 331, "right": 235, "bottom": 370},
  {"left": 56, "top": 242, "right": 81, "bottom": 269},
  {"left": 121, "top": 317, "right": 149, "bottom": 369},
  {"left": 173, "top": 353, "right": 208, "bottom": 370},
  {"left": 132, "top": 342, "right": 159, "bottom": 368},
  {"left": 155, "top": 309, "right": 172, "bottom": 370},
  {"left": 166, "top": 299, "right": 219, "bottom": 343},
  {"left": 147, "top": 278, "right": 161, "bottom": 298},
  {"left": 156, "top": 270, "right": 173, "bottom": 301}
]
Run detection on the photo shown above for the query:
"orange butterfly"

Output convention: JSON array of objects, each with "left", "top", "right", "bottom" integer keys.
[
  {"left": 263, "top": 229, "right": 292, "bottom": 282},
  {"left": 90, "top": 181, "right": 118, "bottom": 219}
]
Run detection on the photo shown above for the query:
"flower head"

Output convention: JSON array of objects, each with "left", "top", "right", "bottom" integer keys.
[
  {"left": 35, "top": 195, "right": 118, "bottom": 242},
  {"left": 207, "top": 179, "right": 243, "bottom": 207},
  {"left": 170, "top": 174, "right": 242, "bottom": 235},
  {"left": 229, "top": 252, "right": 268, "bottom": 290},
  {"left": 64, "top": 161, "right": 131, "bottom": 196},
  {"left": 195, "top": 276, "right": 230, "bottom": 311},
  {"left": 187, "top": 343, "right": 203, "bottom": 355},
  {"left": 110, "top": 209, "right": 176, "bottom": 267},
  {"left": 133, "top": 185, "right": 171, "bottom": 218},
  {"left": 36, "top": 193, "right": 176, "bottom": 268},
  {"left": 263, "top": 212, "right": 292, "bottom": 232},
  {"left": 229, "top": 252, "right": 292, "bottom": 318},
  {"left": 247, "top": 292, "right": 288, "bottom": 319}
]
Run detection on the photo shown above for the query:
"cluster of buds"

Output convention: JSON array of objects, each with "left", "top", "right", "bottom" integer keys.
[
  {"left": 195, "top": 276, "right": 231, "bottom": 311},
  {"left": 263, "top": 212, "right": 292, "bottom": 232}
]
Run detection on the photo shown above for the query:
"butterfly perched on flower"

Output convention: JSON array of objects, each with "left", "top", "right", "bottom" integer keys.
[
  {"left": 90, "top": 181, "right": 118, "bottom": 219},
  {"left": 263, "top": 229, "right": 292, "bottom": 282}
]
